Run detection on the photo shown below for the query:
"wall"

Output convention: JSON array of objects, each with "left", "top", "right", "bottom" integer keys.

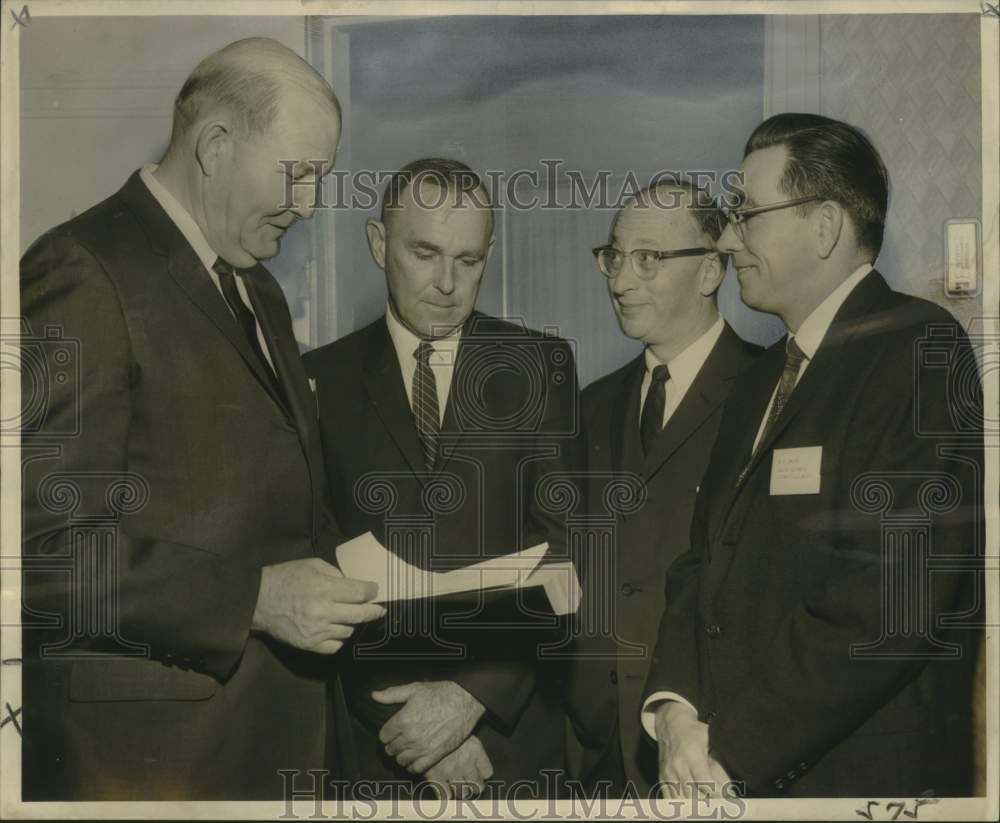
[
  {"left": 764, "top": 13, "right": 984, "bottom": 331},
  {"left": 328, "top": 15, "right": 770, "bottom": 385},
  {"left": 19, "top": 16, "right": 318, "bottom": 343}
]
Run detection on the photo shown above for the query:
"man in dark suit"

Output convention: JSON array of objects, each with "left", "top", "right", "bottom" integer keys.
[
  {"left": 642, "top": 114, "right": 983, "bottom": 797},
  {"left": 304, "top": 158, "right": 582, "bottom": 798},
  {"left": 20, "top": 38, "right": 384, "bottom": 800},
  {"left": 566, "top": 181, "right": 759, "bottom": 796}
]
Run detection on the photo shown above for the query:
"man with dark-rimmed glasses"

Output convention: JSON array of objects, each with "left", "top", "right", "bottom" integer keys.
[
  {"left": 641, "top": 113, "right": 982, "bottom": 798},
  {"left": 566, "top": 179, "right": 760, "bottom": 796}
]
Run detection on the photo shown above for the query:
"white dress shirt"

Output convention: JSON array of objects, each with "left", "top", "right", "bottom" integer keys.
[
  {"left": 639, "top": 262, "right": 874, "bottom": 741},
  {"left": 640, "top": 316, "right": 725, "bottom": 430},
  {"left": 385, "top": 305, "right": 462, "bottom": 426},
  {"left": 139, "top": 164, "right": 276, "bottom": 373}
]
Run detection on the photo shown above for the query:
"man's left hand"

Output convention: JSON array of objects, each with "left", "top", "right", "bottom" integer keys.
[{"left": 373, "top": 680, "right": 486, "bottom": 773}]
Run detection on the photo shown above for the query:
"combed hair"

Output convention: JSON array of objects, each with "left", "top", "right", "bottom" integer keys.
[
  {"left": 170, "top": 38, "right": 341, "bottom": 142},
  {"left": 745, "top": 113, "right": 889, "bottom": 256},
  {"left": 625, "top": 176, "right": 731, "bottom": 270},
  {"left": 380, "top": 158, "right": 494, "bottom": 232}
]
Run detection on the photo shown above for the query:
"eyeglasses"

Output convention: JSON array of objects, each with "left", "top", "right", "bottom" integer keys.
[
  {"left": 723, "top": 196, "right": 821, "bottom": 240},
  {"left": 592, "top": 245, "right": 711, "bottom": 279}
]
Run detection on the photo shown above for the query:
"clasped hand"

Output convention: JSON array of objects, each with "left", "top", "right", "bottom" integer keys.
[{"left": 373, "top": 680, "right": 487, "bottom": 775}]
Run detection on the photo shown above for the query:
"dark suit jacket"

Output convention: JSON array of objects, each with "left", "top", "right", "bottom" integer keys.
[
  {"left": 20, "top": 172, "right": 349, "bottom": 800},
  {"left": 643, "top": 270, "right": 983, "bottom": 797},
  {"left": 567, "top": 324, "right": 760, "bottom": 793},
  {"left": 303, "top": 313, "right": 583, "bottom": 788}
]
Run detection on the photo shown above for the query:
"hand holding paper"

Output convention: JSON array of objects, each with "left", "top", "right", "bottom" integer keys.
[{"left": 336, "top": 532, "right": 580, "bottom": 615}]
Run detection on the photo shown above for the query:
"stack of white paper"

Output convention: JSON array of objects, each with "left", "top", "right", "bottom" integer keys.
[{"left": 335, "top": 532, "right": 581, "bottom": 616}]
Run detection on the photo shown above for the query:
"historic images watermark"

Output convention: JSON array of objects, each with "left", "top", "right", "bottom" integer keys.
[
  {"left": 278, "top": 768, "right": 749, "bottom": 820},
  {"left": 278, "top": 162, "right": 747, "bottom": 213}
]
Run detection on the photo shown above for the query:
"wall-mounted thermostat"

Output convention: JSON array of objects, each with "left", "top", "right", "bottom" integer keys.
[{"left": 944, "top": 219, "right": 981, "bottom": 298}]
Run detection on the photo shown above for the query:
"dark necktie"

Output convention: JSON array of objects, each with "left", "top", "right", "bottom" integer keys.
[
  {"left": 413, "top": 341, "right": 440, "bottom": 472},
  {"left": 755, "top": 336, "right": 807, "bottom": 454},
  {"left": 213, "top": 258, "right": 285, "bottom": 405},
  {"left": 640, "top": 364, "right": 670, "bottom": 455}
]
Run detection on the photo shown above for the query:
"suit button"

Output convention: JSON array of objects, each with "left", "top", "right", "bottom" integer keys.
[
  {"left": 774, "top": 778, "right": 786, "bottom": 790},
  {"left": 706, "top": 623, "right": 722, "bottom": 638},
  {"left": 620, "top": 583, "right": 635, "bottom": 597},
  {"left": 609, "top": 670, "right": 618, "bottom": 685},
  {"left": 704, "top": 711, "right": 717, "bottom": 723}
]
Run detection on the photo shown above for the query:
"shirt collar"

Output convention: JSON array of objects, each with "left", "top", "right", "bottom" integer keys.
[
  {"left": 139, "top": 164, "right": 219, "bottom": 272},
  {"left": 385, "top": 303, "right": 463, "bottom": 363},
  {"left": 644, "top": 315, "right": 725, "bottom": 390},
  {"left": 791, "top": 263, "right": 874, "bottom": 360}
]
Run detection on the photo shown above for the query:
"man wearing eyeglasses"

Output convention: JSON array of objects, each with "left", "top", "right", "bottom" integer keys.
[
  {"left": 641, "top": 114, "right": 982, "bottom": 797},
  {"left": 566, "top": 180, "right": 760, "bottom": 796}
]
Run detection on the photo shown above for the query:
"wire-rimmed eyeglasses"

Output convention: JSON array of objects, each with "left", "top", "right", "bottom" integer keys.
[
  {"left": 722, "top": 196, "right": 821, "bottom": 240},
  {"left": 592, "top": 245, "right": 711, "bottom": 279}
]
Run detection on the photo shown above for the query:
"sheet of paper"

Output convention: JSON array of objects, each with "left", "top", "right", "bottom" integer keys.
[{"left": 336, "top": 531, "right": 552, "bottom": 603}]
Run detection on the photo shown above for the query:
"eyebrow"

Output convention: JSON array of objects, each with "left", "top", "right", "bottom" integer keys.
[
  {"left": 408, "top": 240, "right": 484, "bottom": 259},
  {"left": 277, "top": 161, "right": 332, "bottom": 179},
  {"left": 409, "top": 240, "right": 443, "bottom": 253}
]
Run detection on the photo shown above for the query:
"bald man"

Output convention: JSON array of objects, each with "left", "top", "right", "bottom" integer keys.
[{"left": 20, "top": 38, "right": 383, "bottom": 800}]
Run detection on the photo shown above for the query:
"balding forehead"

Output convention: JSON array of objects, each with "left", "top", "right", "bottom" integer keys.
[
  {"left": 388, "top": 178, "right": 494, "bottom": 232},
  {"left": 611, "top": 192, "right": 704, "bottom": 242}
]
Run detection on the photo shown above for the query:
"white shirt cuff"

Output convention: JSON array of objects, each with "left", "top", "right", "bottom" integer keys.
[{"left": 640, "top": 692, "right": 697, "bottom": 740}]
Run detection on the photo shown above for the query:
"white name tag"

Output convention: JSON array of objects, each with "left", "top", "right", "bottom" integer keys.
[{"left": 770, "top": 446, "right": 822, "bottom": 495}]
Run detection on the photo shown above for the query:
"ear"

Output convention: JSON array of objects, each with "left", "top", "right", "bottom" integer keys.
[
  {"left": 194, "top": 120, "right": 233, "bottom": 177},
  {"left": 366, "top": 219, "right": 388, "bottom": 269},
  {"left": 697, "top": 252, "right": 726, "bottom": 297},
  {"left": 814, "top": 201, "right": 844, "bottom": 259},
  {"left": 481, "top": 234, "right": 497, "bottom": 273}
]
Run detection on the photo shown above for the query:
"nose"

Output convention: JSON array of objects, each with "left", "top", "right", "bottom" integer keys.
[
  {"left": 435, "top": 257, "right": 456, "bottom": 295},
  {"left": 609, "top": 254, "right": 641, "bottom": 295},
  {"left": 289, "top": 197, "right": 316, "bottom": 220},
  {"left": 717, "top": 221, "right": 743, "bottom": 254}
]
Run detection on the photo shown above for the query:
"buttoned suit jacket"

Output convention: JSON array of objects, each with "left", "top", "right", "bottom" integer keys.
[
  {"left": 567, "top": 324, "right": 760, "bottom": 793},
  {"left": 303, "top": 312, "right": 584, "bottom": 786},
  {"left": 643, "top": 270, "right": 983, "bottom": 797},
  {"left": 20, "top": 172, "right": 350, "bottom": 800}
]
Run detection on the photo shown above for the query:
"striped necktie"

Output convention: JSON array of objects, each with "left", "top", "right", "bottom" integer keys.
[
  {"left": 756, "top": 336, "right": 807, "bottom": 453},
  {"left": 413, "top": 341, "right": 440, "bottom": 472}
]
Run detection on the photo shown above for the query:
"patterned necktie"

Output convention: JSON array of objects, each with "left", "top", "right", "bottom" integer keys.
[
  {"left": 756, "top": 336, "right": 807, "bottom": 452},
  {"left": 213, "top": 258, "right": 285, "bottom": 405},
  {"left": 640, "top": 364, "right": 671, "bottom": 455},
  {"left": 413, "top": 341, "right": 440, "bottom": 472}
]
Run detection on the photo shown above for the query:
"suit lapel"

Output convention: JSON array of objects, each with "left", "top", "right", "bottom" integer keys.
[
  {"left": 436, "top": 343, "right": 465, "bottom": 476},
  {"left": 241, "top": 268, "right": 302, "bottom": 423},
  {"left": 642, "top": 324, "right": 746, "bottom": 482},
  {"left": 119, "top": 171, "right": 291, "bottom": 418},
  {"left": 610, "top": 357, "right": 645, "bottom": 474},
  {"left": 362, "top": 318, "right": 428, "bottom": 478},
  {"left": 735, "top": 270, "right": 889, "bottom": 491},
  {"left": 712, "top": 269, "right": 892, "bottom": 539}
]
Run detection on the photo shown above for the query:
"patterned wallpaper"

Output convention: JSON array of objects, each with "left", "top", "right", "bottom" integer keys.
[{"left": 819, "top": 14, "right": 983, "bottom": 330}]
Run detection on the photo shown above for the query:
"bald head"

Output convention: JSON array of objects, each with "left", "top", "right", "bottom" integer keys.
[
  {"left": 168, "top": 37, "right": 341, "bottom": 148},
  {"left": 155, "top": 37, "right": 342, "bottom": 269}
]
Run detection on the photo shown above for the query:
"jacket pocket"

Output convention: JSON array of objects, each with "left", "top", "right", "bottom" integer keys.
[{"left": 68, "top": 658, "right": 218, "bottom": 702}]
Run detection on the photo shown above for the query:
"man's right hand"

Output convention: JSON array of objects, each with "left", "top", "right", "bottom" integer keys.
[
  {"left": 424, "top": 735, "right": 494, "bottom": 799},
  {"left": 654, "top": 701, "right": 730, "bottom": 798},
  {"left": 252, "top": 558, "right": 385, "bottom": 653}
]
